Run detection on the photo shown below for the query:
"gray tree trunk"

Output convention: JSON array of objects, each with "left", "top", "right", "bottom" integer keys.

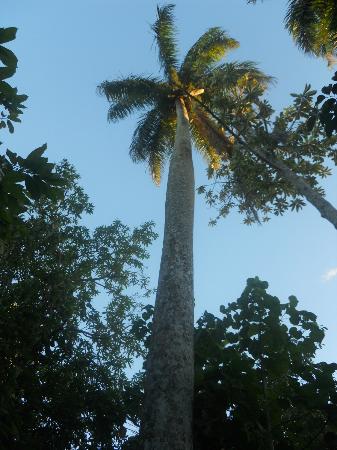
[
  {"left": 141, "top": 98, "right": 195, "bottom": 450},
  {"left": 252, "top": 147, "right": 337, "bottom": 230}
]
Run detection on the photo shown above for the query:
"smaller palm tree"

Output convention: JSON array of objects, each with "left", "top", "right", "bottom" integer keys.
[
  {"left": 285, "top": 0, "right": 337, "bottom": 61},
  {"left": 249, "top": 0, "right": 337, "bottom": 62},
  {"left": 99, "top": 4, "right": 270, "bottom": 448}
]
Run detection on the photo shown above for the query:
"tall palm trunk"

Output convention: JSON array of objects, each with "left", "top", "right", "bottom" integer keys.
[{"left": 142, "top": 98, "right": 195, "bottom": 450}]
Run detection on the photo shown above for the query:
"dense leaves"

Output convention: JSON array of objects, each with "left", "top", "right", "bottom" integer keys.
[
  {"left": 0, "top": 146, "right": 64, "bottom": 239},
  {"left": 127, "top": 278, "right": 337, "bottom": 449},
  {"left": 0, "top": 25, "right": 63, "bottom": 239},
  {"left": 308, "top": 71, "right": 337, "bottom": 137},
  {"left": 194, "top": 278, "right": 337, "bottom": 449},
  {"left": 0, "top": 27, "right": 27, "bottom": 133},
  {"left": 197, "top": 82, "right": 337, "bottom": 224},
  {"left": 248, "top": 0, "right": 337, "bottom": 59},
  {"left": 0, "top": 161, "right": 157, "bottom": 449}
]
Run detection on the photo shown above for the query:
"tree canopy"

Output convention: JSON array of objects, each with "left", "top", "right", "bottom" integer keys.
[
  {"left": 127, "top": 278, "right": 337, "bottom": 449},
  {"left": 194, "top": 278, "right": 337, "bottom": 449},
  {"left": 308, "top": 71, "right": 337, "bottom": 138},
  {"left": 195, "top": 79, "right": 337, "bottom": 226},
  {"left": 0, "top": 27, "right": 26, "bottom": 133},
  {"left": 98, "top": 4, "right": 270, "bottom": 184},
  {"left": 0, "top": 161, "right": 157, "bottom": 449},
  {"left": 1, "top": 5, "right": 337, "bottom": 450},
  {"left": 0, "top": 27, "right": 63, "bottom": 240},
  {"left": 248, "top": 0, "right": 337, "bottom": 60}
]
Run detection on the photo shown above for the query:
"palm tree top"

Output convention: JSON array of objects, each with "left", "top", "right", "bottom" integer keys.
[{"left": 98, "top": 4, "right": 271, "bottom": 184}]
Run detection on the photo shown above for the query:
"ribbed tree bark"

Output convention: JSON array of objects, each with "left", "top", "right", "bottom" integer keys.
[{"left": 141, "top": 98, "right": 194, "bottom": 450}]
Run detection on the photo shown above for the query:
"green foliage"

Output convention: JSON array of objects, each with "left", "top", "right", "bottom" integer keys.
[
  {"left": 285, "top": 0, "right": 337, "bottom": 57},
  {"left": 0, "top": 27, "right": 27, "bottom": 133},
  {"left": 198, "top": 82, "right": 337, "bottom": 224},
  {"left": 0, "top": 161, "right": 157, "bottom": 449},
  {"left": 308, "top": 71, "right": 337, "bottom": 137},
  {"left": 130, "top": 105, "right": 175, "bottom": 184},
  {"left": 127, "top": 279, "right": 337, "bottom": 449},
  {"left": 248, "top": 0, "right": 337, "bottom": 58},
  {"left": 194, "top": 278, "right": 337, "bottom": 449},
  {"left": 202, "top": 60, "right": 272, "bottom": 101},
  {"left": 151, "top": 4, "right": 179, "bottom": 81},
  {"left": 98, "top": 76, "right": 168, "bottom": 123},
  {"left": 0, "top": 25, "right": 63, "bottom": 239},
  {"left": 0, "top": 145, "right": 64, "bottom": 238},
  {"left": 123, "top": 277, "right": 337, "bottom": 450},
  {"left": 180, "top": 27, "right": 239, "bottom": 84},
  {"left": 98, "top": 4, "right": 269, "bottom": 184}
]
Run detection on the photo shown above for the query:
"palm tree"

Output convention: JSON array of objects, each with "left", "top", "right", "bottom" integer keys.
[
  {"left": 98, "top": 5, "right": 269, "bottom": 448},
  {"left": 248, "top": 0, "right": 337, "bottom": 62},
  {"left": 285, "top": 0, "right": 337, "bottom": 60}
]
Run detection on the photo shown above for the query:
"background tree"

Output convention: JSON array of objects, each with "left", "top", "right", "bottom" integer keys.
[
  {"left": 246, "top": 2, "right": 337, "bottom": 142},
  {"left": 98, "top": 4, "right": 269, "bottom": 448},
  {"left": 0, "top": 26, "right": 63, "bottom": 240},
  {"left": 247, "top": 0, "right": 337, "bottom": 61},
  {"left": 0, "top": 161, "right": 157, "bottom": 450},
  {"left": 0, "top": 27, "right": 26, "bottom": 133},
  {"left": 194, "top": 277, "right": 337, "bottom": 449},
  {"left": 192, "top": 81, "right": 337, "bottom": 229},
  {"left": 308, "top": 71, "right": 337, "bottom": 137},
  {"left": 127, "top": 278, "right": 337, "bottom": 450},
  {"left": 0, "top": 146, "right": 64, "bottom": 240}
]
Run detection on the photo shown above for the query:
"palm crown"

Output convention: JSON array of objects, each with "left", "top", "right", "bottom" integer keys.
[{"left": 98, "top": 4, "right": 270, "bottom": 184}]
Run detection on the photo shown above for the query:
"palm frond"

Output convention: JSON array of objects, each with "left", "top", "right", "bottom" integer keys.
[
  {"left": 192, "top": 108, "right": 233, "bottom": 163},
  {"left": 130, "top": 105, "right": 175, "bottom": 184},
  {"left": 202, "top": 61, "right": 273, "bottom": 100},
  {"left": 152, "top": 4, "right": 179, "bottom": 81},
  {"left": 180, "top": 28, "right": 239, "bottom": 84},
  {"left": 190, "top": 107, "right": 233, "bottom": 175},
  {"left": 285, "top": 0, "right": 337, "bottom": 56},
  {"left": 190, "top": 118, "right": 221, "bottom": 171},
  {"left": 285, "top": 0, "right": 319, "bottom": 54},
  {"left": 98, "top": 76, "right": 166, "bottom": 122}
]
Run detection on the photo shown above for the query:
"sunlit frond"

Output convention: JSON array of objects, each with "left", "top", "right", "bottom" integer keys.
[
  {"left": 192, "top": 108, "right": 233, "bottom": 163},
  {"left": 98, "top": 76, "right": 166, "bottom": 122},
  {"left": 180, "top": 28, "right": 239, "bottom": 84},
  {"left": 190, "top": 118, "right": 221, "bottom": 171},
  {"left": 130, "top": 105, "right": 175, "bottom": 184},
  {"left": 203, "top": 61, "right": 274, "bottom": 105},
  {"left": 152, "top": 4, "right": 179, "bottom": 81},
  {"left": 202, "top": 61, "right": 273, "bottom": 97}
]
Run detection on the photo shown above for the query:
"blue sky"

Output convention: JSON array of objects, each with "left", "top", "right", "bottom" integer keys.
[{"left": 3, "top": 0, "right": 337, "bottom": 362}]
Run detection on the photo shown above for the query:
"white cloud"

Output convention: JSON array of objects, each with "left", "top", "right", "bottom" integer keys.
[{"left": 322, "top": 267, "right": 337, "bottom": 282}]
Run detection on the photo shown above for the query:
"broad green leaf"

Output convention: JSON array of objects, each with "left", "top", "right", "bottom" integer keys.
[
  {"left": 0, "top": 66, "right": 16, "bottom": 80},
  {"left": 25, "top": 144, "right": 47, "bottom": 162},
  {"left": 7, "top": 120, "right": 14, "bottom": 134},
  {"left": 0, "top": 27, "right": 17, "bottom": 44},
  {"left": 0, "top": 45, "right": 18, "bottom": 68}
]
